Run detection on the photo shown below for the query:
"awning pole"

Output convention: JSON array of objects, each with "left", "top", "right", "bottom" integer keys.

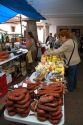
[{"left": 20, "top": 14, "right": 22, "bottom": 37}]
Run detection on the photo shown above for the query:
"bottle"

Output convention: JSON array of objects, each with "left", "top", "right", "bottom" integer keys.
[
  {"left": 0, "top": 66, "right": 8, "bottom": 97},
  {"left": 0, "top": 66, "right": 2, "bottom": 74}
]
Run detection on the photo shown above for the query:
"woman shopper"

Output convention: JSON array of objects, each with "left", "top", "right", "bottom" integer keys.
[{"left": 45, "top": 30, "right": 81, "bottom": 92}]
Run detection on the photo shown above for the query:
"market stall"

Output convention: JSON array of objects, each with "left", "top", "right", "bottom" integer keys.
[
  {"left": 0, "top": 48, "right": 28, "bottom": 112},
  {"left": 0, "top": 48, "right": 28, "bottom": 66},
  {"left": 4, "top": 54, "right": 65, "bottom": 125}
]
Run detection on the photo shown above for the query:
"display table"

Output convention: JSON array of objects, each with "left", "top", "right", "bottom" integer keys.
[
  {"left": 4, "top": 105, "right": 64, "bottom": 125},
  {"left": 0, "top": 50, "right": 28, "bottom": 66},
  {"left": 4, "top": 72, "right": 65, "bottom": 125},
  {"left": 0, "top": 49, "right": 28, "bottom": 111}
]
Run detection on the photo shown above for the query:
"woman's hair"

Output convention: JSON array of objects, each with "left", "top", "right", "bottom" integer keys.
[
  {"left": 28, "top": 31, "right": 34, "bottom": 39},
  {"left": 58, "top": 30, "right": 70, "bottom": 39}
]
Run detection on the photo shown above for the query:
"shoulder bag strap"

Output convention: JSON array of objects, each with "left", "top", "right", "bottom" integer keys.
[{"left": 67, "top": 40, "right": 75, "bottom": 66}]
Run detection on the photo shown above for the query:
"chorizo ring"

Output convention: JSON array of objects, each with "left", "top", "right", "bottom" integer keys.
[
  {"left": 37, "top": 116, "right": 47, "bottom": 121},
  {"left": 50, "top": 107, "right": 61, "bottom": 116},
  {"left": 49, "top": 119, "right": 60, "bottom": 124},
  {"left": 6, "top": 106, "right": 15, "bottom": 112},
  {"left": 37, "top": 108, "right": 46, "bottom": 115},
  {"left": 44, "top": 101, "right": 59, "bottom": 107},
  {"left": 17, "top": 93, "right": 30, "bottom": 105},
  {"left": 15, "top": 101, "right": 30, "bottom": 108},
  {"left": 5, "top": 99, "right": 13, "bottom": 106},
  {"left": 37, "top": 112, "right": 46, "bottom": 117},
  {"left": 49, "top": 112, "right": 62, "bottom": 120},
  {"left": 38, "top": 104, "right": 59, "bottom": 112},
  {"left": 46, "top": 93, "right": 60, "bottom": 98},
  {"left": 8, "top": 92, "right": 25, "bottom": 101},
  {"left": 16, "top": 108, "right": 26, "bottom": 113},
  {"left": 39, "top": 95, "right": 54, "bottom": 104},
  {"left": 19, "top": 108, "right": 30, "bottom": 117},
  {"left": 8, "top": 111, "right": 16, "bottom": 116},
  {"left": 16, "top": 107, "right": 30, "bottom": 113},
  {"left": 38, "top": 90, "right": 61, "bottom": 96}
]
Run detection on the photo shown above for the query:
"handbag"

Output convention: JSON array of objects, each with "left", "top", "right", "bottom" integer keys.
[{"left": 65, "top": 40, "right": 75, "bottom": 76}]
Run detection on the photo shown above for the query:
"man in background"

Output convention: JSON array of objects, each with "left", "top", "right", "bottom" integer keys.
[{"left": 45, "top": 33, "right": 54, "bottom": 49}]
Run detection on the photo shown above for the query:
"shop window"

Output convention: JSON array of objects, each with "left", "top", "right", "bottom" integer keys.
[
  {"left": 71, "top": 29, "right": 80, "bottom": 37},
  {"left": 11, "top": 26, "right": 15, "bottom": 32}
]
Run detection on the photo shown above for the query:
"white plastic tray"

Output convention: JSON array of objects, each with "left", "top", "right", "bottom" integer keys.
[{"left": 4, "top": 105, "right": 64, "bottom": 125}]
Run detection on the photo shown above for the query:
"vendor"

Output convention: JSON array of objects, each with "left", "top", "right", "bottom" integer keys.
[
  {"left": 5, "top": 36, "right": 11, "bottom": 51},
  {"left": 25, "top": 31, "right": 37, "bottom": 73},
  {"left": 45, "top": 30, "right": 81, "bottom": 92}
]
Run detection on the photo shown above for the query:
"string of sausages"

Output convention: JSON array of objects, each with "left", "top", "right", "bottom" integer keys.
[
  {"left": 5, "top": 88, "right": 31, "bottom": 117},
  {"left": 30, "top": 83, "right": 64, "bottom": 124},
  {"left": 5, "top": 81, "right": 64, "bottom": 124}
]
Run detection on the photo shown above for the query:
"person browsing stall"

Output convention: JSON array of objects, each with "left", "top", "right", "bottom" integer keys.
[{"left": 45, "top": 30, "right": 81, "bottom": 92}]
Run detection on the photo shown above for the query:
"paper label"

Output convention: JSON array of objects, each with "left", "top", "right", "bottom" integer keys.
[{"left": 22, "top": 83, "right": 27, "bottom": 87}]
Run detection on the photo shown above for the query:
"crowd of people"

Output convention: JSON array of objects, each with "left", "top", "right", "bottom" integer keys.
[
  {"left": 45, "top": 33, "right": 61, "bottom": 49},
  {"left": 45, "top": 31, "right": 83, "bottom": 52}
]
